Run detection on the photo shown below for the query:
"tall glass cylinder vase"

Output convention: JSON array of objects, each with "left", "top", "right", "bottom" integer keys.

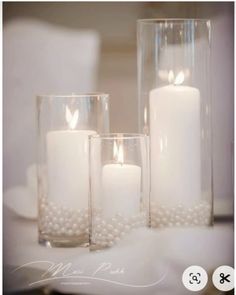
[
  {"left": 89, "top": 134, "right": 149, "bottom": 250},
  {"left": 137, "top": 19, "right": 213, "bottom": 228},
  {"left": 37, "top": 93, "right": 109, "bottom": 247}
]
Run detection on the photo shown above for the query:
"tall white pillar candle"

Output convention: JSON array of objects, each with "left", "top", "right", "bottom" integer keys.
[
  {"left": 47, "top": 130, "right": 96, "bottom": 209},
  {"left": 150, "top": 81, "right": 201, "bottom": 206}
]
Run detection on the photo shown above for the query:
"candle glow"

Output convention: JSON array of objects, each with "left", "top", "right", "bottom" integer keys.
[
  {"left": 113, "top": 141, "right": 124, "bottom": 164},
  {"left": 173, "top": 71, "right": 185, "bottom": 85},
  {"left": 102, "top": 140, "right": 141, "bottom": 218},
  {"left": 46, "top": 106, "right": 96, "bottom": 208},
  {"left": 66, "top": 106, "right": 79, "bottom": 129}
]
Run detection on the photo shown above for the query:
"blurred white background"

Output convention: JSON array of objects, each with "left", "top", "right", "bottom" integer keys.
[{"left": 3, "top": 2, "right": 234, "bottom": 215}]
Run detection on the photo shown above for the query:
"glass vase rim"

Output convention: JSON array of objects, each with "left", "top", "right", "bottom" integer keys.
[
  {"left": 36, "top": 92, "right": 109, "bottom": 99},
  {"left": 137, "top": 18, "right": 210, "bottom": 24},
  {"left": 89, "top": 133, "right": 148, "bottom": 140}
]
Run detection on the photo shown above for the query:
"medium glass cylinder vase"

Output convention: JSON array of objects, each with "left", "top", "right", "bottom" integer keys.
[
  {"left": 89, "top": 133, "right": 149, "bottom": 250},
  {"left": 37, "top": 93, "right": 109, "bottom": 247},
  {"left": 137, "top": 19, "right": 213, "bottom": 227}
]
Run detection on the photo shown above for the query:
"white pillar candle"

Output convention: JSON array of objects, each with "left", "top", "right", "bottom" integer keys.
[
  {"left": 102, "top": 144, "right": 141, "bottom": 218},
  {"left": 149, "top": 72, "right": 201, "bottom": 206},
  {"left": 47, "top": 130, "right": 96, "bottom": 209},
  {"left": 46, "top": 106, "right": 96, "bottom": 209}
]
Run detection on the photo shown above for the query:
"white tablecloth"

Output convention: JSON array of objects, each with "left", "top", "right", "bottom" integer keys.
[{"left": 4, "top": 207, "right": 233, "bottom": 295}]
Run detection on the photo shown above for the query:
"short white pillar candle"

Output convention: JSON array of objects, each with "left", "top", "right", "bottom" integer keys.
[{"left": 102, "top": 143, "right": 141, "bottom": 218}]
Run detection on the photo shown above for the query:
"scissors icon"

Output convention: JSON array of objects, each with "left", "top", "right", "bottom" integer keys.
[{"left": 220, "top": 272, "right": 230, "bottom": 284}]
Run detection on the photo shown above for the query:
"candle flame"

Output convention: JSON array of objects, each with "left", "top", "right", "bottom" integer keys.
[
  {"left": 66, "top": 106, "right": 79, "bottom": 129},
  {"left": 113, "top": 141, "right": 124, "bottom": 164},
  {"left": 174, "top": 71, "right": 185, "bottom": 85},
  {"left": 168, "top": 70, "right": 174, "bottom": 83},
  {"left": 144, "top": 107, "right": 147, "bottom": 125}
]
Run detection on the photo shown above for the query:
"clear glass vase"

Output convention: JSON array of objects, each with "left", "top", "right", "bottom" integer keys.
[
  {"left": 37, "top": 93, "right": 109, "bottom": 247},
  {"left": 89, "top": 133, "right": 149, "bottom": 250},
  {"left": 137, "top": 19, "right": 213, "bottom": 227}
]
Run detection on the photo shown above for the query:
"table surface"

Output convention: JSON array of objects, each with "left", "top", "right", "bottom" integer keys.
[{"left": 4, "top": 207, "right": 234, "bottom": 295}]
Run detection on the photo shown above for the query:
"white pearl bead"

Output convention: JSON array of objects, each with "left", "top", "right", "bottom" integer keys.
[
  {"left": 96, "top": 224, "right": 102, "bottom": 230},
  {"left": 95, "top": 217, "right": 101, "bottom": 223},
  {"left": 123, "top": 217, "right": 129, "bottom": 223},
  {"left": 72, "top": 223, "right": 77, "bottom": 230},
  {"left": 107, "top": 224, "right": 113, "bottom": 231},
  {"left": 102, "top": 228, "right": 107, "bottom": 235},
  {"left": 117, "top": 222, "right": 124, "bottom": 229},
  {"left": 80, "top": 224, "right": 86, "bottom": 230},
  {"left": 68, "top": 230, "right": 73, "bottom": 236},
  {"left": 107, "top": 233, "right": 113, "bottom": 240},
  {"left": 53, "top": 224, "right": 59, "bottom": 231},
  {"left": 113, "top": 228, "right": 119, "bottom": 236},
  {"left": 162, "top": 218, "right": 167, "bottom": 224}
]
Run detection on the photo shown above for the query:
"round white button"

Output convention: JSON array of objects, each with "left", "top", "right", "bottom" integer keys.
[
  {"left": 182, "top": 265, "right": 208, "bottom": 291},
  {"left": 212, "top": 265, "right": 234, "bottom": 291}
]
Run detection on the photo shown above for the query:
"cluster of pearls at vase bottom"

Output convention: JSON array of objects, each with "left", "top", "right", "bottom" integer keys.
[
  {"left": 91, "top": 212, "right": 147, "bottom": 249},
  {"left": 151, "top": 200, "right": 212, "bottom": 228},
  {"left": 39, "top": 197, "right": 89, "bottom": 238}
]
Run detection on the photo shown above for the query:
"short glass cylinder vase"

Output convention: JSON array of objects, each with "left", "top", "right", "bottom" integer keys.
[
  {"left": 137, "top": 19, "right": 213, "bottom": 227},
  {"left": 89, "top": 134, "right": 149, "bottom": 250},
  {"left": 37, "top": 93, "right": 109, "bottom": 247}
]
